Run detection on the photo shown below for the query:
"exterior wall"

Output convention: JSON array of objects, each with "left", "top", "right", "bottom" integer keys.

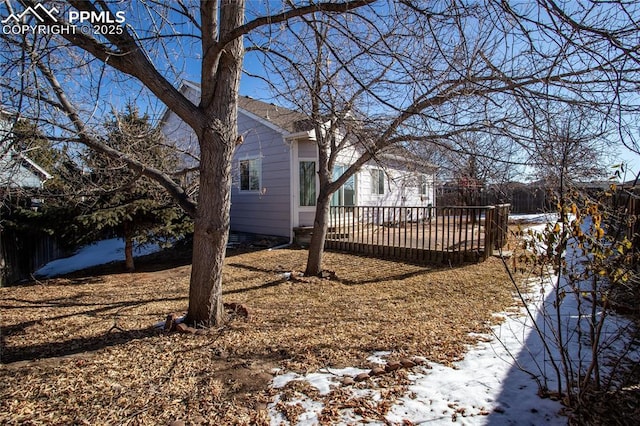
[
  {"left": 0, "top": 113, "right": 49, "bottom": 189},
  {"left": 291, "top": 138, "right": 437, "bottom": 227},
  {"left": 329, "top": 143, "right": 436, "bottom": 209},
  {"left": 230, "top": 113, "right": 291, "bottom": 237},
  {"left": 161, "top": 87, "right": 292, "bottom": 238},
  {"left": 161, "top": 86, "right": 438, "bottom": 238},
  {"left": 160, "top": 85, "right": 200, "bottom": 170},
  {"left": 356, "top": 163, "right": 436, "bottom": 207},
  {"left": 0, "top": 154, "right": 46, "bottom": 188}
]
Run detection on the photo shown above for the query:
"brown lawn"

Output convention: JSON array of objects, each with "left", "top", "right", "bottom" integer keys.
[{"left": 0, "top": 247, "right": 518, "bottom": 425}]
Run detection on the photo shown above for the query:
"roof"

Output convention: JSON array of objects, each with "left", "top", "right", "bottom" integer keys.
[
  {"left": 237, "top": 96, "right": 311, "bottom": 133},
  {"left": 0, "top": 111, "right": 52, "bottom": 188},
  {"left": 182, "top": 81, "right": 310, "bottom": 133},
  {"left": 379, "top": 146, "right": 439, "bottom": 172}
]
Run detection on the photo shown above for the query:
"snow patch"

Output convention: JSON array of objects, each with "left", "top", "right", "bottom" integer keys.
[{"left": 35, "top": 238, "right": 162, "bottom": 278}]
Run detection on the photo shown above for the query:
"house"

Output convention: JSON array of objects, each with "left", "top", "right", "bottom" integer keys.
[
  {"left": 161, "top": 81, "right": 437, "bottom": 240},
  {"left": 0, "top": 109, "right": 52, "bottom": 191}
]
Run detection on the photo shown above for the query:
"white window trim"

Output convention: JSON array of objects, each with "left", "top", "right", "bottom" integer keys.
[{"left": 238, "top": 157, "right": 262, "bottom": 193}]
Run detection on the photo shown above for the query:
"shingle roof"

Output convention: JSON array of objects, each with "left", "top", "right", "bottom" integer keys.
[
  {"left": 183, "top": 81, "right": 311, "bottom": 133},
  {"left": 237, "top": 96, "right": 311, "bottom": 133}
]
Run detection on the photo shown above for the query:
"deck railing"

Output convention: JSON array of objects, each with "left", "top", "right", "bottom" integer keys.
[{"left": 325, "top": 204, "right": 510, "bottom": 265}]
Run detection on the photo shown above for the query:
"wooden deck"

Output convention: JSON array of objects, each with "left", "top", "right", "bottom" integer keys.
[{"left": 326, "top": 205, "right": 510, "bottom": 265}]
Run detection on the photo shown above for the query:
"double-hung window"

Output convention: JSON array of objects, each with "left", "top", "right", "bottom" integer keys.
[
  {"left": 420, "top": 174, "right": 430, "bottom": 196},
  {"left": 371, "top": 169, "right": 385, "bottom": 195},
  {"left": 239, "top": 158, "right": 260, "bottom": 192}
]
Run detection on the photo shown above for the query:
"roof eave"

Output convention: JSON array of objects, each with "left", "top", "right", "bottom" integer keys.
[{"left": 284, "top": 129, "right": 316, "bottom": 141}]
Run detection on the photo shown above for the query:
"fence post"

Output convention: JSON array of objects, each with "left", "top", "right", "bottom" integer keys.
[
  {"left": 484, "top": 206, "right": 496, "bottom": 260},
  {"left": 492, "top": 204, "right": 511, "bottom": 249}
]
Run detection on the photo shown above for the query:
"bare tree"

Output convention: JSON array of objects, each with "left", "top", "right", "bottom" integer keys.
[
  {"left": 528, "top": 106, "right": 611, "bottom": 188},
  {"left": 256, "top": 1, "right": 639, "bottom": 275},
  {"left": 494, "top": 0, "right": 640, "bottom": 158},
  {"left": 434, "top": 133, "right": 520, "bottom": 206},
  {"left": 0, "top": 0, "right": 375, "bottom": 326}
]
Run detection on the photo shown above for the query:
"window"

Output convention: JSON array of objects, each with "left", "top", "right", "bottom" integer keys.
[
  {"left": 239, "top": 158, "right": 260, "bottom": 191},
  {"left": 331, "top": 165, "right": 356, "bottom": 206},
  {"left": 371, "top": 169, "right": 385, "bottom": 195},
  {"left": 299, "top": 161, "right": 316, "bottom": 206},
  {"left": 420, "top": 174, "right": 430, "bottom": 195}
]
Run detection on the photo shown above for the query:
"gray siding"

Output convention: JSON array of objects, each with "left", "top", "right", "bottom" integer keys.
[
  {"left": 161, "top": 86, "right": 200, "bottom": 169},
  {"left": 298, "top": 140, "right": 317, "bottom": 158},
  {"left": 230, "top": 112, "right": 291, "bottom": 237}
]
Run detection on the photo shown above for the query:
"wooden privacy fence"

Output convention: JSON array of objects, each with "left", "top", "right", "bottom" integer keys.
[
  {"left": 325, "top": 204, "right": 510, "bottom": 265},
  {"left": 0, "top": 229, "right": 65, "bottom": 286}
]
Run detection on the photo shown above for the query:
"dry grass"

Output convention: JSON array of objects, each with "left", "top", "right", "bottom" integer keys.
[{"left": 1, "top": 247, "right": 517, "bottom": 425}]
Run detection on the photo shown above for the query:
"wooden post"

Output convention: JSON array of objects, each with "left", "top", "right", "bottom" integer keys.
[{"left": 484, "top": 206, "right": 495, "bottom": 260}]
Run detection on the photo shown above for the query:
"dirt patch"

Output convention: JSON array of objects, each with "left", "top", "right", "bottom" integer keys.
[{"left": 1, "top": 247, "right": 518, "bottom": 424}]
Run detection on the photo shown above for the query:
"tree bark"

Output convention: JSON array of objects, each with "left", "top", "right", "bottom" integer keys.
[
  {"left": 186, "top": 129, "right": 235, "bottom": 326},
  {"left": 305, "top": 127, "right": 333, "bottom": 276},
  {"left": 123, "top": 221, "right": 135, "bottom": 272},
  {"left": 185, "top": 0, "right": 245, "bottom": 327},
  {"left": 305, "top": 192, "right": 331, "bottom": 276}
]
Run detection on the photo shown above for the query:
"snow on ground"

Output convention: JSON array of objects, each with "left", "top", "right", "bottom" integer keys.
[
  {"left": 267, "top": 216, "right": 640, "bottom": 425},
  {"left": 34, "top": 238, "right": 162, "bottom": 278},
  {"left": 267, "top": 276, "right": 568, "bottom": 425},
  {"left": 509, "top": 212, "right": 559, "bottom": 224}
]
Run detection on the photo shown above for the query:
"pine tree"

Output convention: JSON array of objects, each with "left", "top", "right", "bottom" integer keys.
[{"left": 78, "top": 105, "right": 191, "bottom": 271}]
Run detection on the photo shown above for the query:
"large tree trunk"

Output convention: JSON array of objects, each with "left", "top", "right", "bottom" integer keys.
[
  {"left": 186, "top": 130, "right": 235, "bottom": 326},
  {"left": 305, "top": 193, "right": 331, "bottom": 276},
  {"left": 305, "top": 132, "right": 333, "bottom": 276},
  {"left": 185, "top": 0, "right": 245, "bottom": 327}
]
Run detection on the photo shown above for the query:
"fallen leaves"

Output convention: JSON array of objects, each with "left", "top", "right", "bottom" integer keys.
[{"left": 1, "top": 248, "right": 517, "bottom": 424}]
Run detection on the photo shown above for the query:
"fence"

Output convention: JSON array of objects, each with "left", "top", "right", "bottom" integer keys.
[
  {"left": 325, "top": 204, "right": 510, "bottom": 265},
  {"left": 437, "top": 185, "right": 549, "bottom": 214},
  {"left": 0, "top": 228, "right": 65, "bottom": 286}
]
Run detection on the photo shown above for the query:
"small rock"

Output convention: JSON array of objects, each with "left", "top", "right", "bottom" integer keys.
[
  {"left": 400, "top": 358, "right": 416, "bottom": 368},
  {"left": 354, "top": 372, "right": 370, "bottom": 382},
  {"left": 255, "top": 402, "right": 268, "bottom": 411},
  {"left": 385, "top": 361, "right": 402, "bottom": 372},
  {"left": 342, "top": 376, "right": 355, "bottom": 386},
  {"left": 370, "top": 367, "right": 386, "bottom": 376},
  {"left": 169, "top": 421, "right": 185, "bottom": 426},
  {"left": 318, "top": 270, "right": 337, "bottom": 279}
]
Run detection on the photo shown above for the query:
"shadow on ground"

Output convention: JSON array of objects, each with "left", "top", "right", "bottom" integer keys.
[{"left": 0, "top": 294, "right": 185, "bottom": 363}]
